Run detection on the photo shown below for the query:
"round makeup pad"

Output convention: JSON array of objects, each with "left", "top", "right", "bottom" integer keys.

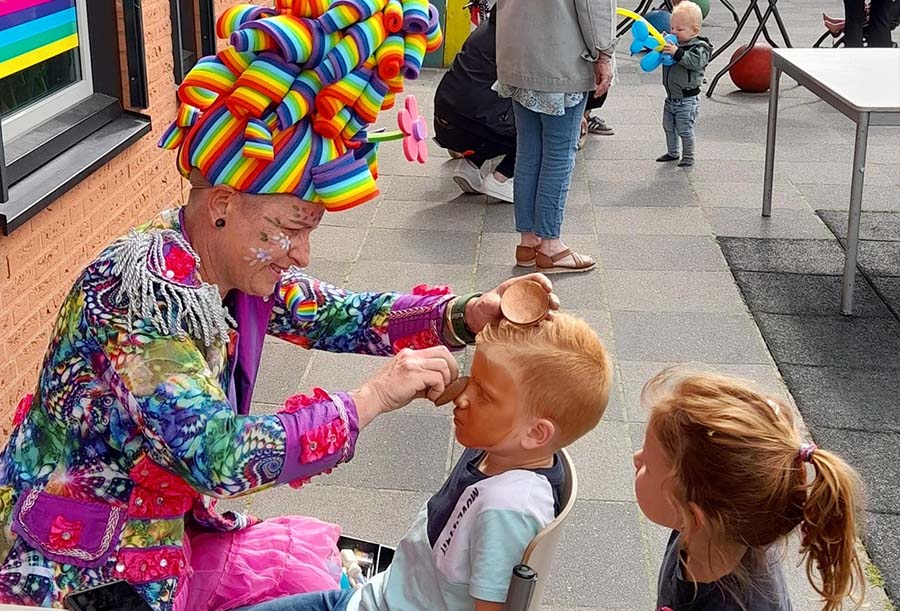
[
  {"left": 500, "top": 280, "right": 551, "bottom": 326},
  {"left": 433, "top": 376, "right": 470, "bottom": 406}
]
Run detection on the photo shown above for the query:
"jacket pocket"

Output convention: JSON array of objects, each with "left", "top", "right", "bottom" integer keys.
[{"left": 11, "top": 489, "right": 127, "bottom": 568}]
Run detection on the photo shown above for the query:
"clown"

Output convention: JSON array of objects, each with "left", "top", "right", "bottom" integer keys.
[{"left": 0, "top": 1, "right": 557, "bottom": 609}]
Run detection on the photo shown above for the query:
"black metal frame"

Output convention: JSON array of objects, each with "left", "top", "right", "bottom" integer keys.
[
  {"left": 705, "top": 0, "right": 793, "bottom": 97},
  {"left": 122, "top": 0, "right": 149, "bottom": 109},
  {"left": 0, "top": 0, "right": 152, "bottom": 233},
  {"left": 170, "top": 0, "right": 187, "bottom": 84},
  {"left": 171, "top": 0, "right": 216, "bottom": 84},
  {"left": 199, "top": 0, "right": 216, "bottom": 58},
  {"left": 0, "top": 126, "right": 7, "bottom": 205}
]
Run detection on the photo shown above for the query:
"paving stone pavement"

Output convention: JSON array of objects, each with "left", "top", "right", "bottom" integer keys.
[{"left": 223, "top": 2, "right": 898, "bottom": 608}]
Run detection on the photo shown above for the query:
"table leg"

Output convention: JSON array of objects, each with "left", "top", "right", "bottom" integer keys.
[
  {"left": 771, "top": 2, "right": 793, "bottom": 47},
  {"left": 617, "top": 0, "right": 653, "bottom": 34},
  {"left": 719, "top": 0, "right": 741, "bottom": 27},
  {"left": 707, "top": 2, "right": 773, "bottom": 96},
  {"left": 709, "top": 0, "right": 757, "bottom": 62},
  {"left": 762, "top": 66, "right": 781, "bottom": 217},
  {"left": 752, "top": 2, "right": 780, "bottom": 47},
  {"left": 842, "top": 113, "right": 870, "bottom": 316}
]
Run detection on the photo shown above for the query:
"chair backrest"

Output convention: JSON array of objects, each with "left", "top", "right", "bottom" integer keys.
[{"left": 518, "top": 447, "right": 579, "bottom": 611}]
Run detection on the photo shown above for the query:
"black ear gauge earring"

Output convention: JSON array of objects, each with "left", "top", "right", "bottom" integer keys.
[{"left": 215, "top": 218, "right": 226, "bottom": 228}]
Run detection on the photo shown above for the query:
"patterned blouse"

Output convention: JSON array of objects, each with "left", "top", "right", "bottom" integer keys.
[
  {"left": 0, "top": 209, "right": 460, "bottom": 610},
  {"left": 493, "top": 82, "right": 585, "bottom": 117}
]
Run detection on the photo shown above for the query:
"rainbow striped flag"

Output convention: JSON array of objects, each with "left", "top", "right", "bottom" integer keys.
[{"left": 0, "top": 0, "right": 80, "bottom": 80}]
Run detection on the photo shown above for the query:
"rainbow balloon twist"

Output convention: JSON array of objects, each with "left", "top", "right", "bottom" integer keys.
[{"left": 158, "top": 0, "right": 443, "bottom": 211}]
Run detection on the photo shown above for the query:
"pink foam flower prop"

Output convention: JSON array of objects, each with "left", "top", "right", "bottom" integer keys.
[
  {"left": 365, "top": 95, "right": 428, "bottom": 164},
  {"left": 397, "top": 96, "right": 428, "bottom": 163}
]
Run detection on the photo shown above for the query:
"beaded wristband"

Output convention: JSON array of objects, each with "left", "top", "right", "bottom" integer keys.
[{"left": 450, "top": 293, "right": 482, "bottom": 344}]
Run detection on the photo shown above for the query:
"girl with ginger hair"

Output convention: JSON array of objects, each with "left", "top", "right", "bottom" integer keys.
[{"left": 633, "top": 368, "right": 865, "bottom": 611}]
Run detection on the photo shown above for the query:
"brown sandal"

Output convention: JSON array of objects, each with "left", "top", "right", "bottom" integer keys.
[
  {"left": 535, "top": 248, "right": 596, "bottom": 274},
  {"left": 515, "top": 245, "right": 538, "bottom": 267}
]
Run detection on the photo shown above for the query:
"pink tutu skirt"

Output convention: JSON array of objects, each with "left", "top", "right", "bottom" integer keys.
[{"left": 178, "top": 515, "right": 343, "bottom": 611}]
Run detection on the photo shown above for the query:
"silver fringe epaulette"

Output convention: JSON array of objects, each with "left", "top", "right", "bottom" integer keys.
[{"left": 108, "top": 229, "right": 235, "bottom": 347}]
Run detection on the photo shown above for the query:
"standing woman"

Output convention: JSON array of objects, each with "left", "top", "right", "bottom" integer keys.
[{"left": 495, "top": 0, "right": 616, "bottom": 274}]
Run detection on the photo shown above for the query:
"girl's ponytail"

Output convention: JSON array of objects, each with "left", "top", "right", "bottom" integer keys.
[{"left": 800, "top": 444, "right": 865, "bottom": 611}]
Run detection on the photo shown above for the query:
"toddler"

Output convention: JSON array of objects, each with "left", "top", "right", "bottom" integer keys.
[
  {"left": 655, "top": 1, "right": 712, "bottom": 167},
  {"left": 239, "top": 313, "right": 613, "bottom": 611},
  {"left": 634, "top": 368, "right": 865, "bottom": 611}
]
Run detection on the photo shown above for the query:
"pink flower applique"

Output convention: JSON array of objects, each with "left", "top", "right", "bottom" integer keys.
[
  {"left": 49, "top": 514, "right": 83, "bottom": 550},
  {"left": 411, "top": 284, "right": 452, "bottom": 297},
  {"left": 13, "top": 394, "right": 33, "bottom": 427},
  {"left": 128, "top": 458, "right": 198, "bottom": 519},
  {"left": 283, "top": 388, "right": 331, "bottom": 414},
  {"left": 393, "top": 329, "right": 442, "bottom": 352},
  {"left": 114, "top": 547, "right": 186, "bottom": 583},
  {"left": 300, "top": 420, "right": 348, "bottom": 464},
  {"left": 161, "top": 243, "right": 197, "bottom": 285}
]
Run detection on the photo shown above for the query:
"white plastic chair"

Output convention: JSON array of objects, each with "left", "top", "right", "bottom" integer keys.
[{"left": 505, "top": 448, "right": 579, "bottom": 611}]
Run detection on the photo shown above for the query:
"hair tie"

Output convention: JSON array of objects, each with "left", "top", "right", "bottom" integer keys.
[{"left": 799, "top": 443, "right": 817, "bottom": 463}]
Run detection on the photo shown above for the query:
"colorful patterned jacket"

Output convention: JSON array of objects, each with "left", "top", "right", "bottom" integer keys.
[{"left": 0, "top": 209, "right": 457, "bottom": 609}]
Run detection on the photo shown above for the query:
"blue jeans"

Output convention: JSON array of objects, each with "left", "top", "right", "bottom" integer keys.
[
  {"left": 235, "top": 590, "right": 353, "bottom": 611},
  {"left": 663, "top": 96, "right": 700, "bottom": 161},
  {"left": 512, "top": 98, "right": 587, "bottom": 240}
]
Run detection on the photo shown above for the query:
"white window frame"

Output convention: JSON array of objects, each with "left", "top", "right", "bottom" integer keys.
[{"left": 1, "top": 0, "right": 95, "bottom": 143}]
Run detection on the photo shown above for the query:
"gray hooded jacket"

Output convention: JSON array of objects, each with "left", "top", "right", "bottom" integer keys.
[{"left": 662, "top": 36, "right": 713, "bottom": 98}]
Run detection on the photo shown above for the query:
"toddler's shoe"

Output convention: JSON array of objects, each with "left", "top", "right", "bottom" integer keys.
[
  {"left": 452, "top": 159, "right": 484, "bottom": 194},
  {"left": 480, "top": 173, "right": 513, "bottom": 203},
  {"left": 678, "top": 158, "right": 694, "bottom": 167},
  {"left": 656, "top": 153, "right": 679, "bottom": 162}
]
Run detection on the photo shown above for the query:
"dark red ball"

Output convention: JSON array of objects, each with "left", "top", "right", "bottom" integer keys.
[{"left": 728, "top": 43, "right": 773, "bottom": 93}]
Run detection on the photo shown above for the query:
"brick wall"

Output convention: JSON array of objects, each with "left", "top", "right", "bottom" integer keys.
[{"left": 0, "top": 0, "right": 237, "bottom": 437}]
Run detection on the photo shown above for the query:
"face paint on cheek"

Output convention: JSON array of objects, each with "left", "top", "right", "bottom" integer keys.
[
  {"left": 288, "top": 204, "right": 324, "bottom": 227},
  {"left": 272, "top": 231, "right": 292, "bottom": 252},
  {"left": 243, "top": 247, "right": 274, "bottom": 266}
]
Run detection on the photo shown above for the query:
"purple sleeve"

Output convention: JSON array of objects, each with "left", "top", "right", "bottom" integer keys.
[
  {"left": 275, "top": 391, "right": 361, "bottom": 486},
  {"left": 389, "top": 293, "right": 462, "bottom": 352}
]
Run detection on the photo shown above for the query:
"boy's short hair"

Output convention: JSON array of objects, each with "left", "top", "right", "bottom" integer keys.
[
  {"left": 673, "top": 0, "right": 703, "bottom": 26},
  {"left": 476, "top": 313, "right": 613, "bottom": 446}
]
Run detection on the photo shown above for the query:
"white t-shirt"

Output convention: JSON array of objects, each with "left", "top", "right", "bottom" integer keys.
[{"left": 346, "top": 449, "right": 563, "bottom": 611}]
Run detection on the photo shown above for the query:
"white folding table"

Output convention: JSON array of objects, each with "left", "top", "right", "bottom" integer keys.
[{"left": 762, "top": 48, "right": 900, "bottom": 315}]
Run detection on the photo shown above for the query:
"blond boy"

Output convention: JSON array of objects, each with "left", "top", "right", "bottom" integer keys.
[{"left": 244, "top": 314, "right": 612, "bottom": 611}]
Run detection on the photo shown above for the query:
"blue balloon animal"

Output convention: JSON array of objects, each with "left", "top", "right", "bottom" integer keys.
[{"left": 629, "top": 20, "right": 678, "bottom": 72}]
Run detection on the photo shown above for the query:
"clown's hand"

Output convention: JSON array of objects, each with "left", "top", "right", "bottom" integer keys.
[
  {"left": 351, "top": 347, "right": 459, "bottom": 428},
  {"left": 465, "top": 274, "right": 559, "bottom": 334}
]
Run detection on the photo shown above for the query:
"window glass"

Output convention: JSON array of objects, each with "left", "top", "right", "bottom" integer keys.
[{"left": 0, "top": 0, "right": 92, "bottom": 140}]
